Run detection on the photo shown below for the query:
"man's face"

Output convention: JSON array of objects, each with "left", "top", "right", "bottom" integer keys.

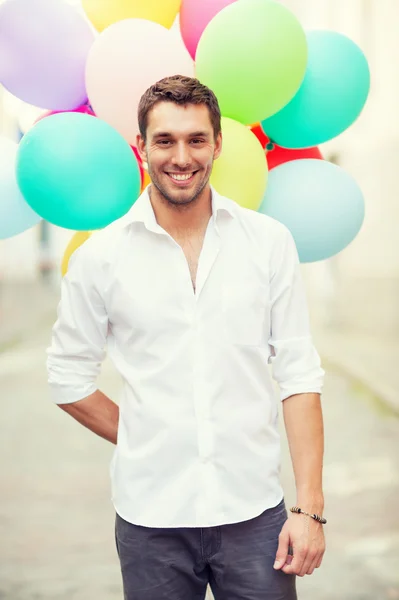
[{"left": 137, "top": 102, "right": 222, "bottom": 207}]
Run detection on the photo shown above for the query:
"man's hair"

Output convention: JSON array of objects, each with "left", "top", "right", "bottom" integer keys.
[{"left": 138, "top": 75, "right": 221, "bottom": 142}]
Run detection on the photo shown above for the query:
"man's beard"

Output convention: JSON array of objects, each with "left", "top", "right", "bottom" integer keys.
[{"left": 148, "top": 167, "right": 211, "bottom": 207}]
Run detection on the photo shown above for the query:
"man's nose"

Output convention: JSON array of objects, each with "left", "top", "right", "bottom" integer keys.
[{"left": 172, "top": 142, "right": 191, "bottom": 169}]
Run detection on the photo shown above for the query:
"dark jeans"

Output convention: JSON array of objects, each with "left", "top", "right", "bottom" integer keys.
[{"left": 114, "top": 497, "right": 297, "bottom": 600}]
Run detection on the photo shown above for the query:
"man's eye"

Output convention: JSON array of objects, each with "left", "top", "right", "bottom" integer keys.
[
  {"left": 158, "top": 140, "right": 171, "bottom": 146},
  {"left": 191, "top": 139, "right": 204, "bottom": 144}
]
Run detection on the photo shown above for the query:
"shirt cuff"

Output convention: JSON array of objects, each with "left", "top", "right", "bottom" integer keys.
[
  {"left": 280, "top": 383, "right": 324, "bottom": 402},
  {"left": 269, "top": 336, "right": 325, "bottom": 402},
  {"left": 49, "top": 382, "right": 98, "bottom": 405}
]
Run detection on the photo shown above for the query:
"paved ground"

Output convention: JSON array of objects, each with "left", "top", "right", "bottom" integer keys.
[
  {"left": 0, "top": 327, "right": 399, "bottom": 600},
  {"left": 314, "top": 328, "right": 399, "bottom": 416}
]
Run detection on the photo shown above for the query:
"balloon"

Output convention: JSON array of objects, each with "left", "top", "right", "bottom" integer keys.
[
  {"left": 61, "top": 231, "right": 92, "bottom": 277},
  {"left": 131, "top": 146, "right": 145, "bottom": 188},
  {"left": 210, "top": 117, "right": 268, "bottom": 210},
  {"left": 266, "top": 141, "right": 323, "bottom": 170},
  {"left": 35, "top": 106, "right": 146, "bottom": 188},
  {"left": 82, "top": 0, "right": 181, "bottom": 32},
  {"left": 261, "top": 31, "right": 370, "bottom": 148},
  {"left": 180, "top": 0, "right": 236, "bottom": 60},
  {"left": 35, "top": 104, "right": 95, "bottom": 126},
  {"left": 249, "top": 123, "right": 269, "bottom": 148},
  {"left": 258, "top": 159, "right": 365, "bottom": 263},
  {"left": 16, "top": 113, "right": 141, "bottom": 231},
  {"left": 141, "top": 170, "right": 152, "bottom": 191},
  {"left": 249, "top": 124, "right": 323, "bottom": 167},
  {"left": 0, "top": 0, "right": 94, "bottom": 110},
  {"left": 35, "top": 107, "right": 145, "bottom": 189},
  {"left": 0, "top": 137, "right": 41, "bottom": 239},
  {"left": 86, "top": 19, "right": 194, "bottom": 145},
  {"left": 195, "top": 0, "right": 307, "bottom": 125},
  {"left": 249, "top": 123, "right": 323, "bottom": 167}
]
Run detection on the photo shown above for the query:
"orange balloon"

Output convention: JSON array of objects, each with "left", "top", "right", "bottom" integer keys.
[{"left": 141, "top": 169, "right": 151, "bottom": 191}]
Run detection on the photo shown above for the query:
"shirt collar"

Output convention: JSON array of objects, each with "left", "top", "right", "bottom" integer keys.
[{"left": 122, "top": 185, "right": 236, "bottom": 233}]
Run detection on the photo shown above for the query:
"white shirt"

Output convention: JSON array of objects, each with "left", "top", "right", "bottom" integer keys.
[{"left": 47, "top": 186, "right": 324, "bottom": 528}]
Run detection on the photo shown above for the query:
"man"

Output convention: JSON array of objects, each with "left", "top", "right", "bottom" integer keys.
[{"left": 47, "top": 75, "right": 326, "bottom": 600}]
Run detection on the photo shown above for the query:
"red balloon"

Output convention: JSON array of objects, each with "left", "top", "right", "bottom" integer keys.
[
  {"left": 249, "top": 123, "right": 269, "bottom": 148},
  {"left": 131, "top": 146, "right": 144, "bottom": 188},
  {"left": 266, "top": 142, "right": 323, "bottom": 170},
  {"left": 250, "top": 122, "right": 323, "bottom": 169}
]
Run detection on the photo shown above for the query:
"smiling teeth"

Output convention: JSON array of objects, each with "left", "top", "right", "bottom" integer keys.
[{"left": 169, "top": 173, "right": 193, "bottom": 181}]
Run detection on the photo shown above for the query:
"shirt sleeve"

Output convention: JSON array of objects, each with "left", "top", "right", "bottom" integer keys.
[
  {"left": 46, "top": 241, "right": 108, "bottom": 404},
  {"left": 268, "top": 226, "right": 325, "bottom": 401}
]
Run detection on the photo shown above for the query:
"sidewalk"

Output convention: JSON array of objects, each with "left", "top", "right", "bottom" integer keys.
[
  {"left": 314, "top": 327, "right": 399, "bottom": 416},
  {"left": 1, "top": 316, "right": 399, "bottom": 599},
  {"left": 0, "top": 280, "right": 59, "bottom": 350}
]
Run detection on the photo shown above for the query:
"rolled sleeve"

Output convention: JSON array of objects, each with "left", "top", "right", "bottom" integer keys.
[
  {"left": 268, "top": 226, "right": 325, "bottom": 401},
  {"left": 46, "top": 241, "right": 108, "bottom": 404}
]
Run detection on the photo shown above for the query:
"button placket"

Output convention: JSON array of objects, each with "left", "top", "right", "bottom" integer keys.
[{"left": 191, "top": 307, "right": 215, "bottom": 521}]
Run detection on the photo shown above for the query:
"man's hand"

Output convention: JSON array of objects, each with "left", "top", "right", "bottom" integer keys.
[{"left": 273, "top": 513, "right": 326, "bottom": 577}]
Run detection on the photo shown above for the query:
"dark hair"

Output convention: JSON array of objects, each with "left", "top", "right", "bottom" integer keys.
[{"left": 138, "top": 75, "right": 221, "bottom": 142}]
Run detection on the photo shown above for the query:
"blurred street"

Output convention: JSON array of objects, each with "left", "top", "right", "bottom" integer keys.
[{"left": 0, "top": 324, "right": 398, "bottom": 600}]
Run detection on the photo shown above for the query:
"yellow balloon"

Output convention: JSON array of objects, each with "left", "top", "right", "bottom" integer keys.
[
  {"left": 82, "top": 0, "right": 181, "bottom": 32},
  {"left": 211, "top": 117, "right": 268, "bottom": 210},
  {"left": 61, "top": 231, "right": 92, "bottom": 277}
]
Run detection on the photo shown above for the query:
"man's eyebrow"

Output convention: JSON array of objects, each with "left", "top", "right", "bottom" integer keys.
[
  {"left": 152, "top": 132, "right": 172, "bottom": 138},
  {"left": 189, "top": 131, "right": 210, "bottom": 138},
  {"left": 152, "top": 131, "right": 210, "bottom": 139}
]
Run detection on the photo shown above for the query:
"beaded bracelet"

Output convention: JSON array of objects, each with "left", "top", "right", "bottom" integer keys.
[{"left": 290, "top": 506, "right": 327, "bottom": 524}]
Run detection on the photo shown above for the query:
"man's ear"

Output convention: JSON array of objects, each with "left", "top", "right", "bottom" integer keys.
[
  {"left": 214, "top": 131, "right": 223, "bottom": 161},
  {"left": 136, "top": 135, "right": 148, "bottom": 169}
]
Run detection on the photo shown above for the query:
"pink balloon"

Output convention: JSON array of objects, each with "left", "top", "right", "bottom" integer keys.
[
  {"left": 180, "top": 0, "right": 237, "bottom": 60},
  {"left": 86, "top": 19, "right": 194, "bottom": 145}
]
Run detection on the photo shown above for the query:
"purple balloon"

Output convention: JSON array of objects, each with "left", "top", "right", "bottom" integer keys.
[{"left": 0, "top": 0, "right": 94, "bottom": 110}]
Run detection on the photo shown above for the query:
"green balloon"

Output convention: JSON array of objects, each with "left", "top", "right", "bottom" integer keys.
[{"left": 195, "top": 0, "right": 308, "bottom": 125}]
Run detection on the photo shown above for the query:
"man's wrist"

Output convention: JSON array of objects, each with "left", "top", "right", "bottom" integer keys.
[{"left": 295, "top": 490, "right": 324, "bottom": 514}]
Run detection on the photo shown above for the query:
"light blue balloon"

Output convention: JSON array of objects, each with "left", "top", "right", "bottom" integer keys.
[
  {"left": 259, "top": 159, "right": 365, "bottom": 263},
  {"left": 16, "top": 112, "right": 141, "bottom": 230},
  {"left": 0, "top": 136, "right": 41, "bottom": 239},
  {"left": 261, "top": 30, "right": 370, "bottom": 149}
]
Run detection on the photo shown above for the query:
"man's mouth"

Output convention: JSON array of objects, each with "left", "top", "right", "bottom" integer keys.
[{"left": 166, "top": 171, "right": 198, "bottom": 184}]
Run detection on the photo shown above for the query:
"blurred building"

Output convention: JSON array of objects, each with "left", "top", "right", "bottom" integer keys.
[
  {"left": 282, "top": 0, "right": 399, "bottom": 340},
  {"left": 0, "top": 0, "right": 398, "bottom": 340}
]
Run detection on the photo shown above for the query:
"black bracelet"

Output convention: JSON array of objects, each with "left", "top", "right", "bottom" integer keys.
[{"left": 290, "top": 506, "right": 327, "bottom": 524}]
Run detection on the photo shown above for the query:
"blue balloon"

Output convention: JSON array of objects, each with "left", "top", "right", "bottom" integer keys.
[
  {"left": 259, "top": 159, "right": 365, "bottom": 262},
  {"left": 0, "top": 136, "right": 41, "bottom": 239},
  {"left": 261, "top": 31, "right": 370, "bottom": 148},
  {"left": 16, "top": 112, "right": 141, "bottom": 230}
]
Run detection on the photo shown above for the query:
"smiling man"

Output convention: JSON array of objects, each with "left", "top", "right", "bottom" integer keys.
[{"left": 47, "top": 75, "right": 326, "bottom": 600}]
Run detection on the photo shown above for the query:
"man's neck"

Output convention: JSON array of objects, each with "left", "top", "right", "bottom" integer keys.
[{"left": 148, "top": 185, "right": 213, "bottom": 237}]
